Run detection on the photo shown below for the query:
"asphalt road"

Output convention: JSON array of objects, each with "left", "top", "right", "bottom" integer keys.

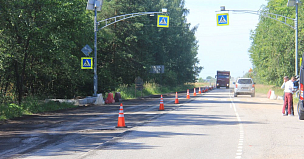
[{"left": 1, "top": 88, "right": 304, "bottom": 159}]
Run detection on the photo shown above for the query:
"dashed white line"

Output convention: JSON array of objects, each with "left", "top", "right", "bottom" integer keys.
[{"left": 230, "top": 93, "right": 244, "bottom": 159}]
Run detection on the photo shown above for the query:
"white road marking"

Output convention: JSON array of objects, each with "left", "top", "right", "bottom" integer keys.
[{"left": 230, "top": 92, "right": 244, "bottom": 159}]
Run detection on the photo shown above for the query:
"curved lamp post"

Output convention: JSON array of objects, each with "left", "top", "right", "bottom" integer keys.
[
  {"left": 220, "top": 0, "right": 300, "bottom": 75},
  {"left": 86, "top": 0, "right": 167, "bottom": 96}
]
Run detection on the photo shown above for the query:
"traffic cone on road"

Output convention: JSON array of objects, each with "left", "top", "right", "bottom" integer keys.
[
  {"left": 193, "top": 88, "right": 197, "bottom": 96},
  {"left": 199, "top": 87, "right": 201, "bottom": 94},
  {"left": 267, "top": 89, "right": 272, "bottom": 99},
  {"left": 117, "top": 103, "right": 127, "bottom": 128},
  {"left": 159, "top": 95, "right": 164, "bottom": 110},
  {"left": 187, "top": 89, "right": 190, "bottom": 99},
  {"left": 175, "top": 92, "right": 179, "bottom": 104}
]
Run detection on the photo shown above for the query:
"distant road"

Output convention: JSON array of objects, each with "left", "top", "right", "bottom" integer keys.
[{"left": 1, "top": 88, "right": 304, "bottom": 159}]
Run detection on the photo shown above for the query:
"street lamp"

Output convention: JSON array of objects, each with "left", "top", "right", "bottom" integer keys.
[
  {"left": 219, "top": 2, "right": 301, "bottom": 75},
  {"left": 287, "top": 0, "right": 300, "bottom": 75},
  {"left": 220, "top": 6, "right": 225, "bottom": 11},
  {"left": 87, "top": 0, "right": 103, "bottom": 97},
  {"left": 86, "top": 0, "right": 167, "bottom": 97}
]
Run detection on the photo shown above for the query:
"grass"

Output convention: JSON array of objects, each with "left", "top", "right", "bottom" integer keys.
[
  {"left": 1, "top": 82, "right": 198, "bottom": 121},
  {"left": 0, "top": 96, "right": 77, "bottom": 121},
  {"left": 255, "top": 84, "right": 284, "bottom": 96},
  {"left": 115, "top": 82, "right": 198, "bottom": 100},
  {"left": 115, "top": 82, "right": 215, "bottom": 100},
  {"left": 255, "top": 84, "right": 299, "bottom": 104},
  {"left": 1, "top": 82, "right": 294, "bottom": 121}
]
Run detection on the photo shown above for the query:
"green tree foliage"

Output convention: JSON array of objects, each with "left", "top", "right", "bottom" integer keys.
[
  {"left": 0, "top": 0, "right": 94, "bottom": 103},
  {"left": 249, "top": 0, "right": 302, "bottom": 86},
  {"left": 0, "top": 0, "right": 201, "bottom": 103}
]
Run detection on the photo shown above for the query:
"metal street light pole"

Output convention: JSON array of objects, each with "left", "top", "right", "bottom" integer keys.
[
  {"left": 287, "top": 0, "right": 300, "bottom": 75},
  {"left": 87, "top": 0, "right": 102, "bottom": 97},
  {"left": 94, "top": 6, "right": 98, "bottom": 97},
  {"left": 87, "top": 0, "right": 167, "bottom": 97},
  {"left": 295, "top": 0, "right": 299, "bottom": 76},
  {"left": 220, "top": 1, "right": 300, "bottom": 75}
]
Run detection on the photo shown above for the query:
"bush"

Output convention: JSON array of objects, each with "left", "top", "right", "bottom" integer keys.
[
  {"left": 116, "top": 82, "right": 194, "bottom": 99},
  {"left": 0, "top": 96, "right": 77, "bottom": 121},
  {"left": 0, "top": 103, "right": 24, "bottom": 119}
]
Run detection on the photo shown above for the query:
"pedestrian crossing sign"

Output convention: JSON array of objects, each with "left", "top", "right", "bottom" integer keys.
[
  {"left": 157, "top": 15, "right": 169, "bottom": 28},
  {"left": 81, "top": 57, "right": 93, "bottom": 69},
  {"left": 217, "top": 13, "right": 229, "bottom": 26}
]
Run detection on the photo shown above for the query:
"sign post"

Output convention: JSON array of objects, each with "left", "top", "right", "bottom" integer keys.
[
  {"left": 81, "top": 45, "right": 93, "bottom": 69},
  {"left": 157, "top": 15, "right": 170, "bottom": 28},
  {"left": 135, "top": 77, "right": 143, "bottom": 97},
  {"left": 217, "top": 13, "right": 229, "bottom": 26},
  {"left": 86, "top": 0, "right": 167, "bottom": 96},
  {"left": 81, "top": 45, "right": 93, "bottom": 56},
  {"left": 81, "top": 57, "right": 93, "bottom": 69}
]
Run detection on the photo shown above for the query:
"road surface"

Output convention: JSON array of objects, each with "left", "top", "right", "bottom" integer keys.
[{"left": 1, "top": 88, "right": 304, "bottom": 159}]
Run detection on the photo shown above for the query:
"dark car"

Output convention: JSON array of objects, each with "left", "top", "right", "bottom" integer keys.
[{"left": 297, "top": 61, "right": 304, "bottom": 120}]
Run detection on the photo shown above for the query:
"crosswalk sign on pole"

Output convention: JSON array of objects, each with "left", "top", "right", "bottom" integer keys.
[
  {"left": 81, "top": 57, "right": 93, "bottom": 69},
  {"left": 217, "top": 13, "right": 229, "bottom": 26},
  {"left": 157, "top": 15, "right": 169, "bottom": 28}
]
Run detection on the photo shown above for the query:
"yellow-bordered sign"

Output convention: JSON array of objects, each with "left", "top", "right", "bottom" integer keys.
[
  {"left": 81, "top": 57, "right": 93, "bottom": 69},
  {"left": 157, "top": 15, "right": 169, "bottom": 28},
  {"left": 217, "top": 13, "right": 229, "bottom": 26}
]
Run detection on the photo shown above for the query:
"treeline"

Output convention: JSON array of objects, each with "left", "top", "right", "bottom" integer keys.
[
  {"left": 0, "top": 0, "right": 201, "bottom": 103},
  {"left": 249, "top": 0, "right": 302, "bottom": 86}
]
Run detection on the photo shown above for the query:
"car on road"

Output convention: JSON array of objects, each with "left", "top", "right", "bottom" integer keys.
[
  {"left": 233, "top": 78, "right": 255, "bottom": 97},
  {"left": 297, "top": 60, "right": 304, "bottom": 120}
]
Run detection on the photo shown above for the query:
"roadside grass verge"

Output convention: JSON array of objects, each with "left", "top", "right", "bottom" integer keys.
[
  {"left": 0, "top": 96, "right": 77, "bottom": 121},
  {"left": 1, "top": 83, "right": 298, "bottom": 121},
  {"left": 255, "top": 84, "right": 284, "bottom": 96},
  {"left": 255, "top": 84, "right": 299, "bottom": 104},
  {"left": 1, "top": 82, "right": 198, "bottom": 120},
  {"left": 116, "top": 82, "right": 198, "bottom": 100}
]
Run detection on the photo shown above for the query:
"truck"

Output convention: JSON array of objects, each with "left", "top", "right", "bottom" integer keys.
[{"left": 215, "top": 71, "right": 230, "bottom": 89}]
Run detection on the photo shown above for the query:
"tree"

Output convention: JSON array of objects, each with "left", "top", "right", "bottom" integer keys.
[
  {"left": 0, "top": 0, "right": 93, "bottom": 103},
  {"left": 206, "top": 76, "right": 213, "bottom": 79},
  {"left": 0, "top": 0, "right": 201, "bottom": 103},
  {"left": 249, "top": 0, "right": 299, "bottom": 86}
]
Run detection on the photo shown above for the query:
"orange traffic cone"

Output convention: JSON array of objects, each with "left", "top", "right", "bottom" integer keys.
[
  {"left": 159, "top": 95, "right": 164, "bottom": 110},
  {"left": 175, "top": 92, "right": 179, "bottom": 104},
  {"left": 117, "top": 103, "right": 127, "bottom": 128},
  {"left": 267, "top": 89, "right": 272, "bottom": 99},
  {"left": 193, "top": 88, "right": 197, "bottom": 96},
  {"left": 187, "top": 89, "right": 190, "bottom": 99},
  {"left": 199, "top": 87, "right": 201, "bottom": 94}
]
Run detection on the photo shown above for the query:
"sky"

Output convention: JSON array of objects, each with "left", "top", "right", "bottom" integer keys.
[{"left": 184, "top": 0, "right": 269, "bottom": 79}]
